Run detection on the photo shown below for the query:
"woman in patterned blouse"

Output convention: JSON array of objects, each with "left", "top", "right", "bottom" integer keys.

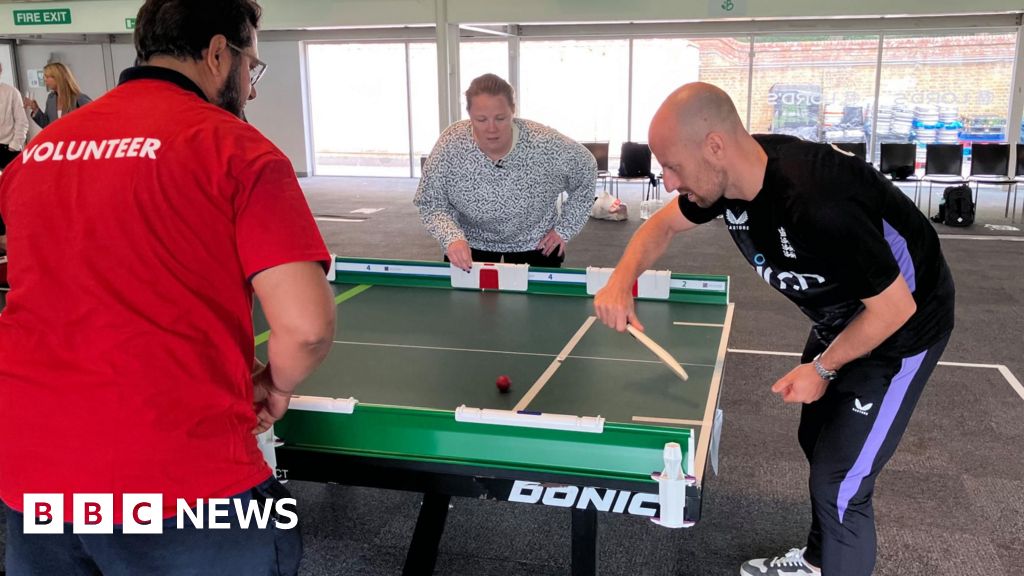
[{"left": 415, "top": 73, "right": 597, "bottom": 270}]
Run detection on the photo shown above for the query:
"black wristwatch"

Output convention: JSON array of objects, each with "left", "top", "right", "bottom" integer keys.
[{"left": 813, "top": 354, "right": 838, "bottom": 381}]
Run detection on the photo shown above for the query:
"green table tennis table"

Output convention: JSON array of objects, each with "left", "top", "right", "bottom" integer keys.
[{"left": 257, "top": 257, "right": 733, "bottom": 576}]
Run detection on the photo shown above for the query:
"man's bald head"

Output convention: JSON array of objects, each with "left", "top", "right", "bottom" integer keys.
[
  {"left": 651, "top": 82, "right": 744, "bottom": 144},
  {"left": 649, "top": 82, "right": 766, "bottom": 206}
]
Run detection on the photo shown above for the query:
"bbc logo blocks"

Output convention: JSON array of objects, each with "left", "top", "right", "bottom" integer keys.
[
  {"left": 22, "top": 493, "right": 298, "bottom": 534},
  {"left": 23, "top": 493, "right": 163, "bottom": 534}
]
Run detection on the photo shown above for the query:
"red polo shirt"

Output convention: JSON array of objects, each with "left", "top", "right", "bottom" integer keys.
[{"left": 0, "top": 67, "right": 329, "bottom": 522}]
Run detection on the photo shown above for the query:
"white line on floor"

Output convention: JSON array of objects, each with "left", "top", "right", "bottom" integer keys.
[
  {"left": 727, "top": 348, "right": 800, "bottom": 357},
  {"left": 936, "top": 234, "right": 1024, "bottom": 242},
  {"left": 726, "top": 348, "right": 1024, "bottom": 402},
  {"left": 997, "top": 365, "right": 1024, "bottom": 401},
  {"left": 672, "top": 321, "right": 726, "bottom": 328},
  {"left": 315, "top": 216, "right": 364, "bottom": 223}
]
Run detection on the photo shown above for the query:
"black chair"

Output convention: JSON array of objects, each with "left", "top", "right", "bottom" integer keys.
[
  {"left": 878, "top": 143, "right": 916, "bottom": 180},
  {"left": 918, "top": 144, "right": 967, "bottom": 216},
  {"left": 968, "top": 143, "right": 1015, "bottom": 219},
  {"left": 612, "top": 142, "right": 656, "bottom": 199},
  {"left": 833, "top": 142, "right": 867, "bottom": 162},
  {"left": 581, "top": 142, "right": 609, "bottom": 176},
  {"left": 581, "top": 141, "right": 610, "bottom": 194}
]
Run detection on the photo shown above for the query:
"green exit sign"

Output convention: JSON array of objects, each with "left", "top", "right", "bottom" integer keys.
[
  {"left": 125, "top": 17, "right": 136, "bottom": 30},
  {"left": 13, "top": 8, "right": 72, "bottom": 26}
]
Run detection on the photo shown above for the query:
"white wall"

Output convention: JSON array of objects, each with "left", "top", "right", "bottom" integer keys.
[
  {"left": 17, "top": 44, "right": 109, "bottom": 105},
  {"left": 111, "top": 42, "right": 136, "bottom": 82},
  {"left": 246, "top": 41, "right": 310, "bottom": 176},
  {"left": 13, "top": 40, "right": 311, "bottom": 175}
]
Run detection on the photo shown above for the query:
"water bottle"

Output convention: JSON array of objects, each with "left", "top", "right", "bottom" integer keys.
[{"left": 640, "top": 200, "right": 651, "bottom": 220}]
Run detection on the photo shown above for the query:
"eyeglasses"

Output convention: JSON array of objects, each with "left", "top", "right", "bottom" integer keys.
[{"left": 225, "top": 42, "right": 267, "bottom": 88}]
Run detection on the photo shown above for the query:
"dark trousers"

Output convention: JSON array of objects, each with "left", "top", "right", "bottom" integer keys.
[
  {"left": 5, "top": 476, "right": 301, "bottom": 576},
  {"left": 444, "top": 247, "right": 565, "bottom": 268},
  {"left": 0, "top": 144, "right": 16, "bottom": 238},
  {"left": 798, "top": 331, "right": 951, "bottom": 575},
  {"left": 0, "top": 145, "right": 18, "bottom": 170}
]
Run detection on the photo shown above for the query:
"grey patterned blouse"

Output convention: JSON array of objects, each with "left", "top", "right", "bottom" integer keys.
[{"left": 414, "top": 118, "right": 597, "bottom": 253}]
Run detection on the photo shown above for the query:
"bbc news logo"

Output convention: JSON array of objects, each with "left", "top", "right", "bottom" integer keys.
[{"left": 24, "top": 494, "right": 298, "bottom": 534}]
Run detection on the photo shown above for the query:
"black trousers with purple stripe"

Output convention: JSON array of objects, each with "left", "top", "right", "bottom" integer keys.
[{"left": 798, "top": 331, "right": 951, "bottom": 575}]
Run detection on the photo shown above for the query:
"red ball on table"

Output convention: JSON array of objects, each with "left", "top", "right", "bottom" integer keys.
[{"left": 495, "top": 375, "right": 511, "bottom": 393}]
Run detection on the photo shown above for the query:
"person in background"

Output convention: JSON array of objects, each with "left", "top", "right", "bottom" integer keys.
[
  {"left": 0, "top": 63, "right": 28, "bottom": 169},
  {"left": 415, "top": 73, "right": 597, "bottom": 269},
  {"left": 24, "top": 62, "right": 93, "bottom": 128},
  {"left": 0, "top": 61, "right": 29, "bottom": 254},
  {"left": 0, "top": 0, "right": 336, "bottom": 574}
]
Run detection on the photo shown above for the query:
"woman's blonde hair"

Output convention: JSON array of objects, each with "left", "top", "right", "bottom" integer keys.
[{"left": 44, "top": 62, "right": 84, "bottom": 115}]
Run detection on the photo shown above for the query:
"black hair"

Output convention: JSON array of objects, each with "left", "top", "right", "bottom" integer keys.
[{"left": 134, "top": 0, "right": 262, "bottom": 63}]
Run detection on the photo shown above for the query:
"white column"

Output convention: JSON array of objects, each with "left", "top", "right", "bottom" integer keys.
[
  {"left": 507, "top": 24, "right": 520, "bottom": 103},
  {"left": 435, "top": 0, "right": 453, "bottom": 131},
  {"left": 447, "top": 22, "right": 461, "bottom": 125}
]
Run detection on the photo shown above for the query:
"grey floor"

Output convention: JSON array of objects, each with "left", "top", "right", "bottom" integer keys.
[{"left": 1, "top": 176, "right": 1021, "bottom": 575}]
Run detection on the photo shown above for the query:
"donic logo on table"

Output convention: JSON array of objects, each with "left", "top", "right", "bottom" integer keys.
[
  {"left": 725, "top": 209, "right": 749, "bottom": 231},
  {"left": 507, "top": 480, "right": 659, "bottom": 516}
]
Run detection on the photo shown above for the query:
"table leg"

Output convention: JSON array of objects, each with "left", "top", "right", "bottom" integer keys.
[
  {"left": 571, "top": 507, "right": 598, "bottom": 576},
  {"left": 402, "top": 492, "right": 451, "bottom": 576}
]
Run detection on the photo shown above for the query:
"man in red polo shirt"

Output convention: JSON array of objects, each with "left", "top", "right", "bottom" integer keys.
[{"left": 0, "top": 1, "right": 336, "bottom": 574}]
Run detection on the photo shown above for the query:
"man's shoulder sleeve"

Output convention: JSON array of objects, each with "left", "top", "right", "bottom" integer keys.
[
  {"left": 233, "top": 138, "right": 330, "bottom": 278},
  {"left": 676, "top": 194, "right": 722, "bottom": 225}
]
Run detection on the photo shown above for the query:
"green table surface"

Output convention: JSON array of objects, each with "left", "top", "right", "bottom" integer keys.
[{"left": 256, "top": 259, "right": 732, "bottom": 487}]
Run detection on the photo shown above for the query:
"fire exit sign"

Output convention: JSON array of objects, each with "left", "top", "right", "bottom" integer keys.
[{"left": 13, "top": 9, "right": 72, "bottom": 26}]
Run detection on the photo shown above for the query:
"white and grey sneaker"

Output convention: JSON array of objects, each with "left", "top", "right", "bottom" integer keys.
[{"left": 739, "top": 547, "right": 821, "bottom": 575}]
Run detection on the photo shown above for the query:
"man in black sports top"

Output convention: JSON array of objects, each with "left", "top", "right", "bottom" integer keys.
[{"left": 594, "top": 82, "right": 954, "bottom": 576}]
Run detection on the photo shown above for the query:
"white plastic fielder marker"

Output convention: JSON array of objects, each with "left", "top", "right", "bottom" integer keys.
[{"left": 650, "top": 442, "right": 696, "bottom": 528}]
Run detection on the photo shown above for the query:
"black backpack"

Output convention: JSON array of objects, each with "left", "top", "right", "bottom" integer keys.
[{"left": 931, "top": 184, "right": 975, "bottom": 227}]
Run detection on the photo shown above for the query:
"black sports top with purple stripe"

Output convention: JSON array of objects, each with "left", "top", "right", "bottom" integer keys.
[{"left": 678, "top": 134, "right": 954, "bottom": 358}]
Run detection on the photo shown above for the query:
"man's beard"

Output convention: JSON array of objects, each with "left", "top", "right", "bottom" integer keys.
[{"left": 215, "top": 59, "right": 245, "bottom": 119}]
